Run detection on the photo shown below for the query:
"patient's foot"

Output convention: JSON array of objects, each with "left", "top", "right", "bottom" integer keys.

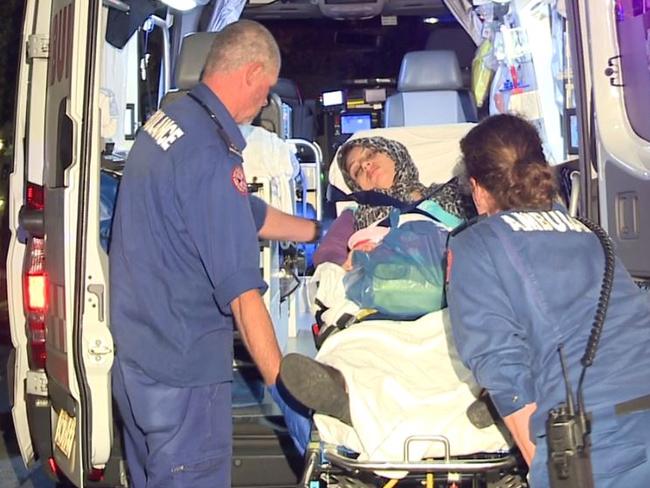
[{"left": 279, "top": 353, "right": 352, "bottom": 426}]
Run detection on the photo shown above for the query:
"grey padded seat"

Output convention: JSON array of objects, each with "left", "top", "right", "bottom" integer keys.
[
  {"left": 271, "top": 78, "right": 316, "bottom": 140},
  {"left": 425, "top": 27, "right": 476, "bottom": 87},
  {"left": 159, "top": 31, "right": 285, "bottom": 138},
  {"left": 384, "top": 50, "right": 478, "bottom": 127},
  {"left": 160, "top": 32, "right": 217, "bottom": 108}
]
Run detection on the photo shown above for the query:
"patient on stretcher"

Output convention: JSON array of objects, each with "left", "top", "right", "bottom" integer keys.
[
  {"left": 313, "top": 135, "right": 473, "bottom": 270},
  {"left": 313, "top": 135, "right": 472, "bottom": 325},
  {"left": 280, "top": 132, "right": 510, "bottom": 464}
]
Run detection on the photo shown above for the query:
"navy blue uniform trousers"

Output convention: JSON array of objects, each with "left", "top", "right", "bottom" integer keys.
[{"left": 113, "top": 356, "right": 232, "bottom": 487}]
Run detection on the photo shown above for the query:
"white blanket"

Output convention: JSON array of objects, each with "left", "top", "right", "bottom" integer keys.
[{"left": 310, "top": 266, "right": 508, "bottom": 464}]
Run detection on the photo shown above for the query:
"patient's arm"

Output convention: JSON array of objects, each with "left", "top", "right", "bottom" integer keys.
[
  {"left": 313, "top": 210, "right": 355, "bottom": 267},
  {"left": 503, "top": 402, "right": 537, "bottom": 465}
]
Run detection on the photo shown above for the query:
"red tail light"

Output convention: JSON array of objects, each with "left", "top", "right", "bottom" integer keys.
[
  {"left": 23, "top": 237, "right": 49, "bottom": 369},
  {"left": 24, "top": 238, "right": 47, "bottom": 314},
  {"left": 88, "top": 467, "right": 105, "bottom": 482},
  {"left": 28, "top": 318, "right": 47, "bottom": 367},
  {"left": 26, "top": 182, "right": 45, "bottom": 210},
  {"left": 47, "top": 457, "right": 59, "bottom": 476}
]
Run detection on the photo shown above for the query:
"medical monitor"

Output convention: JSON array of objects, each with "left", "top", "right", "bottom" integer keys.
[
  {"left": 364, "top": 87, "right": 386, "bottom": 103},
  {"left": 281, "top": 102, "right": 293, "bottom": 139},
  {"left": 340, "top": 113, "right": 372, "bottom": 134},
  {"left": 322, "top": 90, "right": 345, "bottom": 107}
]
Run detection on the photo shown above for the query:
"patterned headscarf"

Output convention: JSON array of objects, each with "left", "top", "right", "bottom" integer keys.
[{"left": 337, "top": 136, "right": 471, "bottom": 230}]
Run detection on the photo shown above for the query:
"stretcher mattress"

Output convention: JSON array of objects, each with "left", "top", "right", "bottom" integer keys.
[{"left": 311, "top": 267, "right": 509, "bottom": 464}]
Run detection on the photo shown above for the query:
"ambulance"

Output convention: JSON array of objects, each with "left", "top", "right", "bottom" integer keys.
[{"left": 6, "top": 0, "right": 649, "bottom": 486}]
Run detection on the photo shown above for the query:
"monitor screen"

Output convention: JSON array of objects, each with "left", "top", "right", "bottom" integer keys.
[
  {"left": 322, "top": 90, "right": 345, "bottom": 107},
  {"left": 364, "top": 87, "right": 386, "bottom": 103},
  {"left": 341, "top": 113, "right": 372, "bottom": 134},
  {"left": 281, "top": 102, "right": 293, "bottom": 139}
]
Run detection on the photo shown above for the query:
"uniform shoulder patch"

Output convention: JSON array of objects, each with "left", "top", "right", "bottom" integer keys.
[
  {"left": 143, "top": 110, "right": 184, "bottom": 151},
  {"left": 231, "top": 165, "right": 248, "bottom": 195}
]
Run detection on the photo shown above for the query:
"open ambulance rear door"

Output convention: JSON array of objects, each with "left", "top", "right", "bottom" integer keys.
[
  {"left": 8, "top": 0, "right": 122, "bottom": 485},
  {"left": 570, "top": 0, "right": 650, "bottom": 280}
]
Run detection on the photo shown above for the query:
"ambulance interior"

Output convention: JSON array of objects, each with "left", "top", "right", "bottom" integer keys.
[
  {"left": 10, "top": 0, "right": 650, "bottom": 486},
  {"left": 102, "top": 0, "right": 577, "bottom": 486},
  {"left": 100, "top": 0, "right": 649, "bottom": 486}
]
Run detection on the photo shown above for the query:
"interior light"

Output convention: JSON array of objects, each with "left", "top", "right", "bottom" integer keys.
[
  {"left": 160, "top": 0, "right": 200, "bottom": 11},
  {"left": 423, "top": 17, "right": 439, "bottom": 25}
]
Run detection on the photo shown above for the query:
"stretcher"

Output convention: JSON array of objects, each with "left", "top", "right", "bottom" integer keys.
[
  {"left": 299, "top": 436, "right": 526, "bottom": 488},
  {"left": 297, "top": 125, "right": 528, "bottom": 487},
  {"left": 302, "top": 287, "right": 525, "bottom": 486}
]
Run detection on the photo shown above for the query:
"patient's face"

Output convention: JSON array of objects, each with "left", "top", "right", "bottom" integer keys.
[{"left": 345, "top": 146, "right": 396, "bottom": 191}]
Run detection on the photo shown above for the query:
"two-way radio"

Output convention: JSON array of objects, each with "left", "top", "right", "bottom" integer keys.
[{"left": 546, "top": 217, "right": 616, "bottom": 488}]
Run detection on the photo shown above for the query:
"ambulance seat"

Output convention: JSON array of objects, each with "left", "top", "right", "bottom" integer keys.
[
  {"left": 272, "top": 77, "right": 316, "bottom": 140},
  {"left": 384, "top": 50, "right": 478, "bottom": 127},
  {"left": 160, "top": 31, "right": 285, "bottom": 138},
  {"left": 425, "top": 27, "right": 476, "bottom": 87},
  {"left": 160, "top": 32, "right": 216, "bottom": 109}
]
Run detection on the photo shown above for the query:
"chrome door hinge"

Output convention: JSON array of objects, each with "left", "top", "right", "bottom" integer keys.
[{"left": 27, "top": 35, "right": 49, "bottom": 60}]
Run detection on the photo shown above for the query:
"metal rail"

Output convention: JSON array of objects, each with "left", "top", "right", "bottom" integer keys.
[
  {"left": 103, "top": 0, "right": 129, "bottom": 12},
  {"left": 323, "top": 447, "right": 517, "bottom": 474}
]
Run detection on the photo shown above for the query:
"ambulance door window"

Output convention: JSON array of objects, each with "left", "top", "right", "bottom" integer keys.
[{"left": 614, "top": 1, "right": 650, "bottom": 142}]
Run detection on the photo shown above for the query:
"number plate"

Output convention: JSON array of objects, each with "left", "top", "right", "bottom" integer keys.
[{"left": 54, "top": 409, "right": 76, "bottom": 459}]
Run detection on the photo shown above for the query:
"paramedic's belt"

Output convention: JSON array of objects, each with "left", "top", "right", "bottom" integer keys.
[{"left": 615, "top": 394, "right": 650, "bottom": 416}]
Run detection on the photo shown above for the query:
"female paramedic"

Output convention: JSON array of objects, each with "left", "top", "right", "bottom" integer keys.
[{"left": 446, "top": 113, "right": 650, "bottom": 487}]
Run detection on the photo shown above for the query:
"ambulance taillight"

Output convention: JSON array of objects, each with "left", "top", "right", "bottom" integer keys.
[
  {"left": 23, "top": 183, "right": 48, "bottom": 369},
  {"left": 26, "top": 182, "right": 45, "bottom": 210},
  {"left": 24, "top": 237, "right": 48, "bottom": 369}
]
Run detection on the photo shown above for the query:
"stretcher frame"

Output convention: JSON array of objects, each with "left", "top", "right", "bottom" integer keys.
[{"left": 299, "top": 434, "right": 527, "bottom": 488}]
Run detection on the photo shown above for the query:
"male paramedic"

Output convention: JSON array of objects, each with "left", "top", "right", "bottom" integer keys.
[{"left": 110, "top": 20, "right": 313, "bottom": 488}]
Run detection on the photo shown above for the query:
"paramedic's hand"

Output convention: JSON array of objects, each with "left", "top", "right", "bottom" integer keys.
[{"left": 269, "top": 383, "right": 311, "bottom": 455}]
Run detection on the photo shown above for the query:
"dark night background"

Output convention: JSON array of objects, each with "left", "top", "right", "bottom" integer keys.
[
  {"left": 0, "top": 0, "right": 23, "bottom": 142},
  {"left": 0, "top": 0, "right": 23, "bottom": 331}
]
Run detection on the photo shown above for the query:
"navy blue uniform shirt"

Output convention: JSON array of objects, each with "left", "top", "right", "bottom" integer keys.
[
  {"left": 447, "top": 207, "right": 650, "bottom": 439},
  {"left": 110, "top": 83, "right": 268, "bottom": 387}
]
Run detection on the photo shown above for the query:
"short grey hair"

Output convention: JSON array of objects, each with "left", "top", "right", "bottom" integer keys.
[{"left": 202, "top": 19, "right": 281, "bottom": 77}]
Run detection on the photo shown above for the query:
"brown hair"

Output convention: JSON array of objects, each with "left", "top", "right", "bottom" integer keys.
[{"left": 460, "top": 114, "right": 558, "bottom": 211}]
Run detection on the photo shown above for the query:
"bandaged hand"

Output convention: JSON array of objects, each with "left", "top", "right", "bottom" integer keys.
[{"left": 343, "top": 240, "right": 378, "bottom": 271}]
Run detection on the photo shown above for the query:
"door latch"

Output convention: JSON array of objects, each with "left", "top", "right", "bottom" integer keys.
[{"left": 604, "top": 55, "right": 624, "bottom": 87}]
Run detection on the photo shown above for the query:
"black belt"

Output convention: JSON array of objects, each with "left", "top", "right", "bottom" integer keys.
[{"left": 615, "top": 394, "right": 650, "bottom": 416}]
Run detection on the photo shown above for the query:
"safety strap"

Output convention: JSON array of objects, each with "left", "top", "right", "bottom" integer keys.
[
  {"left": 328, "top": 184, "right": 463, "bottom": 229},
  {"left": 187, "top": 92, "right": 242, "bottom": 158},
  {"left": 327, "top": 184, "right": 410, "bottom": 210}
]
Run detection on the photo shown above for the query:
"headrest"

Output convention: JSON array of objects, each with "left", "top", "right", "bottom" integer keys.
[
  {"left": 174, "top": 32, "right": 217, "bottom": 90},
  {"left": 272, "top": 78, "right": 302, "bottom": 103},
  {"left": 396, "top": 51, "right": 463, "bottom": 92},
  {"left": 328, "top": 124, "right": 475, "bottom": 199}
]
